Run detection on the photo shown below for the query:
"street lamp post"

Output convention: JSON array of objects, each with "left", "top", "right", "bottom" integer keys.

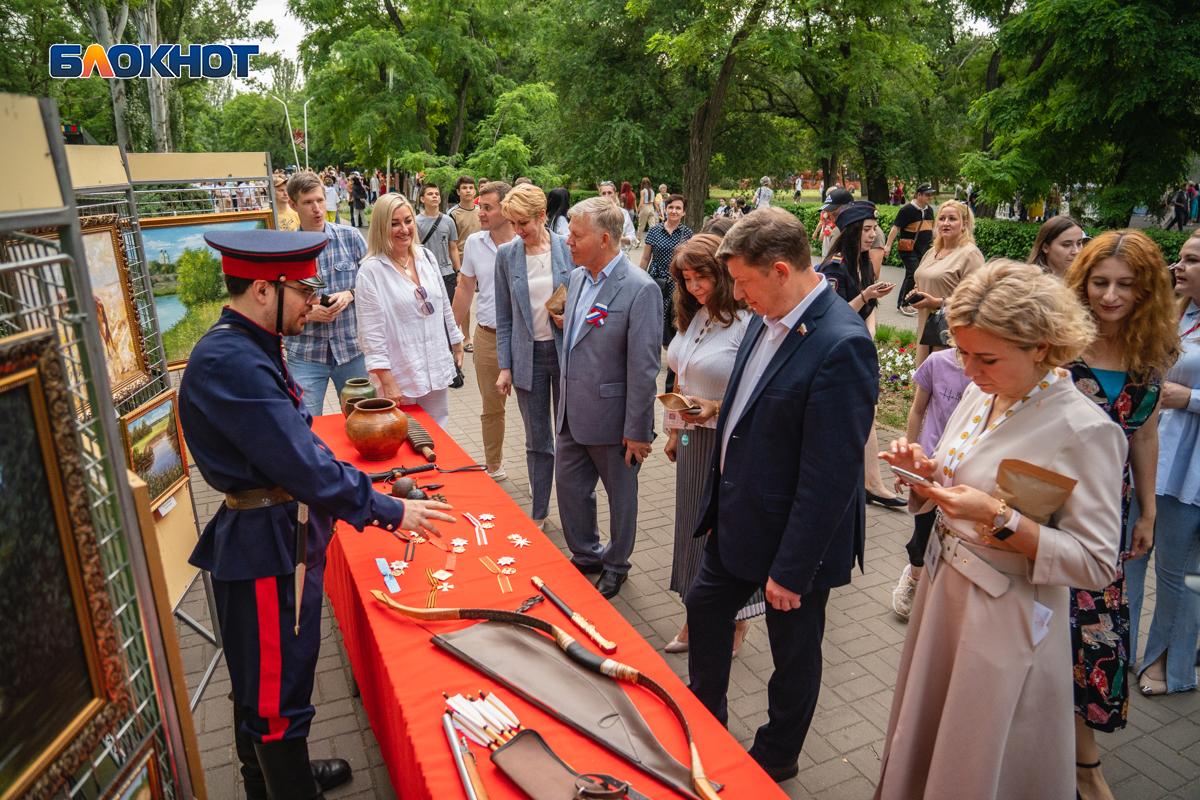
[
  {"left": 303, "top": 98, "right": 313, "bottom": 172},
  {"left": 269, "top": 93, "right": 300, "bottom": 170}
]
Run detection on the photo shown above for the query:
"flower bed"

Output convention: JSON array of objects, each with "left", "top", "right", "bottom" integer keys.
[{"left": 876, "top": 338, "right": 916, "bottom": 430}]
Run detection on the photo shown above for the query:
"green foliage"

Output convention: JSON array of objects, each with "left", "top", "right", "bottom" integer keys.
[
  {"left": 176, "top": 248, "right": 226, "bottom": 308},
  {"left": 162, "top": 300, "right": 224, "bottom": 362},
  {"left": 876, "top": 324, "right": 918, "bottom": 348},
  {"left": 964, "top": 0, "right": 1200, "bottom": 226}
]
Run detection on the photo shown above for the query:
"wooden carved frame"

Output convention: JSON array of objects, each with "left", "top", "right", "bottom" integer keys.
[
  {"left": 100, "top": 737, "right": 164, "bottom": 800},
  {"left": 119, "top": 388, "right": 189, "bottom": 510},
  {"left": 1, "top": 329, "right": 129, "bottom": 800},
  {"left": 137, "top": 209, "right": 276, "bottom": 233},
  {"left": 27, "top": 214, "right": 152, "bottom": 405}
]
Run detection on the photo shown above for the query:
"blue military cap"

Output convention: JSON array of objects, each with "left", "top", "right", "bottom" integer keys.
[
  {"left": 835, "top": 200, "right": 879, "bottom": 230},
  {"left": 204, "top": 229, "right": 330, "bottom": 288}
]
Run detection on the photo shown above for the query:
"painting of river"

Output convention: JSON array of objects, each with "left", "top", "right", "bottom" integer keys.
[{"left": 121, "top": 390, "right": 188, "bottom": 508}]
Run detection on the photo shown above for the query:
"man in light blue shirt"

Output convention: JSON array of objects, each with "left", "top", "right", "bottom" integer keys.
[{"left": 555, "top": 197, "right": 663, "bottom": 599}]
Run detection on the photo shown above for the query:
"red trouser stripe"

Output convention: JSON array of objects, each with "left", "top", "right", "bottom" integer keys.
[{"left": 255, "top": 577, "right": 288, "bottom": 741}]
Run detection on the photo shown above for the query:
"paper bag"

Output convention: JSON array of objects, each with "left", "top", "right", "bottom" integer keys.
[
  {"left": 657, "top": 392, "right": 698, "bottom": 411},
  {"left": 973, "top": 459, "right": 1077, "bottom": 539},
  {"left": 544, "top": 283, "right": 567, "bottom": 316}
]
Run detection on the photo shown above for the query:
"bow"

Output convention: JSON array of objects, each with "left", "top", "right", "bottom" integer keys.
[
  {"left": 370, "top": 591, "right": 719, "bottom": 800},
  {"left": 586, "top": 303, "right": 609, "bottom": 327}
]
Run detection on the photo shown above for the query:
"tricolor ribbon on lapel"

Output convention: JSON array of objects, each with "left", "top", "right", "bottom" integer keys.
[{"left": 586, "top": 302, "right": 609, "bottom": 327}]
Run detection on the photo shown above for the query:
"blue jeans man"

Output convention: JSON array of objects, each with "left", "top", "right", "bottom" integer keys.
[{"left": 287, "top": 353, "right": 368, "bottom": 417}]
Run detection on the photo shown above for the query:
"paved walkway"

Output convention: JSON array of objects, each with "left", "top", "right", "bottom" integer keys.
[{"left": 176, "top": 264, "right": 1199, "bottom": 800}]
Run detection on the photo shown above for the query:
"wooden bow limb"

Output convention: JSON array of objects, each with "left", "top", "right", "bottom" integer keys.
[{"left": 369, "top": 591, "right": 720, "bottom": 800}]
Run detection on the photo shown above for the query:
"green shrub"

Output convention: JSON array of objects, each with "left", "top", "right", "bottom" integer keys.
[{"left": 569, "top": 189, "right": 599, "bottom": 205}]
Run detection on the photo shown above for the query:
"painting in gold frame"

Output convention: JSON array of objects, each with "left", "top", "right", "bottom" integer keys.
[
  {"left": 23, "top": 214, "right": 152, "bottom": 404},
  {"left": 120, "top": 389, "right": 188, "bottom": 510},
  {"left": 0, "top": 329, "right": 129, "bottom": 800},
  {"left": 101, "top": 738, "right": 164, "bottom": 800}
]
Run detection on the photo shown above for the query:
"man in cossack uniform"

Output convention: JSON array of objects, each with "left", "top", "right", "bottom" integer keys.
[{"left": 179, "top": 230, "right": 453, "bottom": 800}]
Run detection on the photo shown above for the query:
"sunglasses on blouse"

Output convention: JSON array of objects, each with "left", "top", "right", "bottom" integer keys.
[{"left": 414, "top": 286, "right": 435, "bottom": 316}]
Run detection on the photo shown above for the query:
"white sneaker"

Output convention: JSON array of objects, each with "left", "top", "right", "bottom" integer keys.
[
  {"left": 533, "top": 518, "right": 546, "bottom": 530},
  {"left": 892, "top": 564, "right": 919, "bottom": 619},
  {"left": 486, "top": 466, "right": 507, "bottom": 481},
  {"left": 899, "top": 305, "right": 918, "bottom": 317}
]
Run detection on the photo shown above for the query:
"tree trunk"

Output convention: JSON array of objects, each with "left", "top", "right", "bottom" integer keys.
[
  {"left": 982, "top": 46, "right": 1002, "bottom": 152},
  {"left": 133, "top": 1, "right": 172, "bottom": 152},
  {"left": 80, "top": 1, "right": 131, "bottom": 151},
  {"left": 682, "top": 0, "right": 770, "bottom": 231},
  {"left": 416, "top": 103, "right": 432, "bottom": 153},
  {"left": 857, "top": 116, "right": 888, "bottom": 203},
  {"left": 448, "top": 68, "right": 470, "bottom": 157}
]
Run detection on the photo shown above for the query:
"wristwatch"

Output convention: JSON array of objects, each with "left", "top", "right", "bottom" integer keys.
[{"left": 990, "top": 501, "right": 1021, "bottom": 541}]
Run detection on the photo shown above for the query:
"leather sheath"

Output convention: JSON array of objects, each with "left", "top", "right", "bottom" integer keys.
[
  {"left": 434, "top": 622, "right": 719, "bottom": 800},
  {"left": 491, "top": 730, "right": 646, "bottom": 800},
  {"left": 224, "top": 486, "right": 294, "bottom": 509}
]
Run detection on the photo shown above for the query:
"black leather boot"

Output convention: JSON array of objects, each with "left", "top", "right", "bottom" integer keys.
[
  {"left": 253, "top": 738, "right": 324, "bottom": 800},
  {"left": 233, "top": 701, "right": 268, "bottom": 800},
  {"left": 311, "top": 758, "right": 352, "bottom": 792}
]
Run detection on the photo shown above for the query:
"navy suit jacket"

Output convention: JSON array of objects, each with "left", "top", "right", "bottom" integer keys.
[{"left": 693, "top": 285, "right": 879, "bottom": 595}]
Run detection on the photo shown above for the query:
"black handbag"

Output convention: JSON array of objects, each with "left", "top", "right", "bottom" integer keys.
[
  {"left": 444, "top": 316, "right": 465, "bottom": 389},
  {"left": 920, "top": 305, "right": 950, "bottom": 347}
]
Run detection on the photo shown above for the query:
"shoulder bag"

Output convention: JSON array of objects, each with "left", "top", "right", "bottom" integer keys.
[{"left": 920, "top": 302, "right": 950, "bottom": 347}]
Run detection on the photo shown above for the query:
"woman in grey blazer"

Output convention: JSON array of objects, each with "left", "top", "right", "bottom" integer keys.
[{"left": 494, "top": 185, "right": 573, "bottom": 526}]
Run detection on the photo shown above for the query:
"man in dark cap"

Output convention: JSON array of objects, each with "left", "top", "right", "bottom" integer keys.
[
  {"left": 816, "top": 187, "right": 854, "bottom": 259},
  {"left": 179, "top": 230, "right": 453, "bottom": 800},
  {"left": 884, "top": 182, "right": 935, "bottom": 316}
]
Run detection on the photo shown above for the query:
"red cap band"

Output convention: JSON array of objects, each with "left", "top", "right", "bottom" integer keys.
[{"left": 221, "top": 255, "right": 320, "bottom": 282}]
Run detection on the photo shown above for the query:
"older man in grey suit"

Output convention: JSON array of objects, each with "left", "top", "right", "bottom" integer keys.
[{"left": 555, "top": 196, "right": 663, "bottom": 598}]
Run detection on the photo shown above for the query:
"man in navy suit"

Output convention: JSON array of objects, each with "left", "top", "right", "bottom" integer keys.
[{"left": 685, "top": 207, "right": 879, "bottom": 781}]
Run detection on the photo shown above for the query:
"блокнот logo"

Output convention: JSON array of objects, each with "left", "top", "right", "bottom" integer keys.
[{"left": 50, "top": 44, "right": 259, "bottom": 79}]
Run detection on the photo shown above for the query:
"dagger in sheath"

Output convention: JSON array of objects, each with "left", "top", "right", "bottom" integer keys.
[
  {"left": 294, "top": 503, "right": 309, "bottom": 635},
  {"left": 531, "top": 576, "right": 617, "bottom": 654}
]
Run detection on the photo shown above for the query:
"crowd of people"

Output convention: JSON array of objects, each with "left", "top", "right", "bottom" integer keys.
[{"left": 262, "top": 165, "right": 1200, "bottom": 798}]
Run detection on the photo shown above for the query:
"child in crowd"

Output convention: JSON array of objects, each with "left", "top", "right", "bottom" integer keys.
[{"left": 890, "top": 346, "right": 972, "bottom": 618}]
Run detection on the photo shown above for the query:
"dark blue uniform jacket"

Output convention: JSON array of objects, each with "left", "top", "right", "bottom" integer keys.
[
  {"left": 179, "top": 307, "right": 406, "bottom": 581},
  {"left": 692, "top": 287, "right": 878, "bottom": 595}
]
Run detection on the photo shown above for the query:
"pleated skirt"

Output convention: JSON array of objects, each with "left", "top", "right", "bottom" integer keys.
[{"left": 669, "top": 426, "right": 765, "bottom": 620}]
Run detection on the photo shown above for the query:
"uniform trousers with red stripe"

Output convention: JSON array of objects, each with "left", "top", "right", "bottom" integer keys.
[{"left": 213, "top": 560, "right": 326, "bottom": 742}]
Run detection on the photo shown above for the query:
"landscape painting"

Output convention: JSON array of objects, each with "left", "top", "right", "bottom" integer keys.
[{"left": 121, "top": 390, "right": 188, "bottom": 509}]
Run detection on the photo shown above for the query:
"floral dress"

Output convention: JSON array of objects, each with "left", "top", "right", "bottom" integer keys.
[{"left": 1068, "top": 362, "right": 1161, "bottom": 731}]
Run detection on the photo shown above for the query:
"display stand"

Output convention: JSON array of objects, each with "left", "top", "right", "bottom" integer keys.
[
  {"left": 0, "top": 92, "right": 201, "bottom": 800},
  {"left": 66, "top": 145, "right": 226, "bottom": 717}
]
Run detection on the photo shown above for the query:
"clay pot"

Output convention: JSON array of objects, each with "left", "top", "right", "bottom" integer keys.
[
  {"left": 339, "top": 378, "right": 376, "bottom": 417},
  {"left": 345, "top": 398, "right": 409, "bottom": 461}
]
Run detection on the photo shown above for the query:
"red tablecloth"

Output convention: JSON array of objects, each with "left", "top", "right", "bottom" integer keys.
[{"left": 315, "top": 408, "right": 786, "bottom": 800}]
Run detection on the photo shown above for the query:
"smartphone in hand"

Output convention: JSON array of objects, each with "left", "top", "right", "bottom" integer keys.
[
  {"left": 906, "top": 291, "right": 927, "bottom": 304},
  {"left": 892, "top": 466, "right": 937, "bottom": 488}
]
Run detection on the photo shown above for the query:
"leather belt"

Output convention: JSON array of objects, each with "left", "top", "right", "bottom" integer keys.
[
  {"left": 225, "top": 486, "right": 294, "bottom": 510},
  {"left": 477, "top": 324, "right": 497, "bottom": 334}
]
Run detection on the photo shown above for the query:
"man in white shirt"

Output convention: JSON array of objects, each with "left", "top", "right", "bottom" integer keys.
[
  {"left": 453, "top": 181, "right": 514, "bottom": 478},
  {"left": 597, "top": 181, "right": 635, "bottom": 246},
  {"left": 686, "top": 207, "right": 878, "bottom": 782}
]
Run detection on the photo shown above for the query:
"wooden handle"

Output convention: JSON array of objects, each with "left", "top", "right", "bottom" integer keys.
[
  {"left": 461, "top": 747, "right": 490, "bottom": 800},
  {"left": 571, "top": 612, "right": 617, "bottom": 654}
]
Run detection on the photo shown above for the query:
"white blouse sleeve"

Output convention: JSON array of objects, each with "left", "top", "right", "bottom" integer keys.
[{"left": 355, "top": 261, "right": 392, "bottom": 372}]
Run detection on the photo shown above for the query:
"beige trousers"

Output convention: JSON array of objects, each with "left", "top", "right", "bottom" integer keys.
[{"left": 472, "top": 325, "right": 507, "bottom": 466}]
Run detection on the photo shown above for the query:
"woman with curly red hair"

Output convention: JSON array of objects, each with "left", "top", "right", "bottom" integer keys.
[{"left": 1062, "top": 230, "right": 1180, "bottom": 800}]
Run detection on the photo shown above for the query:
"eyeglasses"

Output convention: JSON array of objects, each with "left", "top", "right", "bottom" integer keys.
[
  {"left": 282, "top": 283, "right": 320, "bottom": 303},
  {"left": 414, "top": 286, "right": 435, "bottom": 316}
]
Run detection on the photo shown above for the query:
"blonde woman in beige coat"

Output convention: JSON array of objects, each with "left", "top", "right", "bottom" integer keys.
[{"left": 876, "top": 260, "right": 1127, "bottom": 800}]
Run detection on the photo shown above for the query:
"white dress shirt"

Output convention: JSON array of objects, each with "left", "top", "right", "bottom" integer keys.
[
  {"left": 356, "top": 247, "right": 464, "bottom": 397},
  {"left": 460, "top": 230, "right": 500, "bottom": 328},
  {"left": 720, "top": 280, "right": 827, "bottom": 470}
]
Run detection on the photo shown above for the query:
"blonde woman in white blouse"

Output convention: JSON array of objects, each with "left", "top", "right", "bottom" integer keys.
[{"left": 356, "top": 193, "right": 464, "bottom": 429}]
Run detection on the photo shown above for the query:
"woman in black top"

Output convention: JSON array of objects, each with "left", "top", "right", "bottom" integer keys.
[
  {"left": 546, "top": 187, "right": 571, "bottom": 236},
  {"left": 349, "top": 175, "right": 368, "bottom": 227},
  {"left": 817, "top": 201, "right": 894, "bottom": 320}
]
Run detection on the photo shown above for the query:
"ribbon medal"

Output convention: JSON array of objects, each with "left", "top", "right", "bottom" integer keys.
[{"left": 586, "top": 302, "right": 609, "bottom": 327}]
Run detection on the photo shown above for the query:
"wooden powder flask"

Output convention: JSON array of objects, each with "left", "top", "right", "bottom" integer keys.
[{"left": 370, "top": 592, "right": 720, "bottom": 800}]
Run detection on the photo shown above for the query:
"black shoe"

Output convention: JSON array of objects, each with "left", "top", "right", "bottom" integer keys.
[
  {"left": 571, "top": 559, "right": 603, "bottom": 576},
  {"left": 254, "top": 738, "right": 325, "bottom": 800},
  {"left": 312, "top": 758, "right": 353, "bottom": 792},
  {"left": 595, "top": 569, "right": 628, "bottom": 599},
  {"left": 867, "top": 490, "right": 907, "bottom": 508},
  {"left": 756, "top": 759, "right": 799, "bottom": 782}
]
